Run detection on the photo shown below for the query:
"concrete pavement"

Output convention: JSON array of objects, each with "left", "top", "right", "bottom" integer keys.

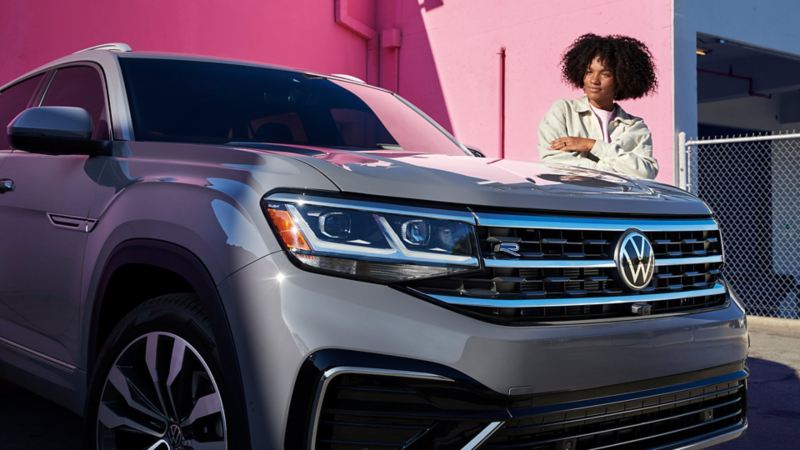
[{"left": 716, "top": 316, "right": 800, "bottom": 450}]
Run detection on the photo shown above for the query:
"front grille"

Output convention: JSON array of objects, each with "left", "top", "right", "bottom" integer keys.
[
  {"left": 486, "top": 378, "right": 746, "bottom": 449},
  {"left": 312, "top": 370, "right": 747, "bottom": 450},
  {"left": 412, "top": 263, "right": 721, "bottom": 299},
  {"left": 406, "top": 214, "right": 728, "bottom": 323},
  {"left": 480, "top": 228, "right": 721, "bottom": 261}
]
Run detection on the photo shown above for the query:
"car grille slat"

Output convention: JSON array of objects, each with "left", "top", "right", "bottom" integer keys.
[
  {"left": 501, "top": 385, "right": 742, "bottom": 433},
  {"left": 406, "top": 215, "right": 727, "bottom": 323},
  {"left": 314, "top": 372, "right": 746, "bottom": 450},
  {"left": 501, "top": 391, "right": 741, "bottom": 436},
  {"left": 485, "top": 378, "right": 746, "bottom": 450},
  {"left": 497, "top": 408, "right": 742, "bottom": 449}
]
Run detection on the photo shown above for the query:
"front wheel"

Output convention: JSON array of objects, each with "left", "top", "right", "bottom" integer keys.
[{"left": 88, "top": 295, "right": 228, "bottom": 450}]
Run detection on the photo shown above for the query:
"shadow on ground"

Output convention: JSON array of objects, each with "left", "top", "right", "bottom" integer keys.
[
  {"left": 0, "top": 357, "right": 798, "bottom": 449},
  {"left": 717, "top": 357, "right": 800, "bottom": 449},
  {"left": 0, "top": 377, "right": 83, "bottom": 449}
]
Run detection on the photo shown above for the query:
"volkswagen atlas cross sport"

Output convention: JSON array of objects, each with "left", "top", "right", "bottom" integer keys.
[{"left": 0, "top": 43, "right": 748, "bottom": 450}]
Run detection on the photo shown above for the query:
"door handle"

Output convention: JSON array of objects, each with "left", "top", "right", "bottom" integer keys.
[{"left": 0, "top": 178, "right": 14, "bottom": 193}]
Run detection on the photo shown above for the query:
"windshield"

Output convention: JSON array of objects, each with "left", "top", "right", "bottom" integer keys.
[{"left": 119, "top": 57, "right": 467, "bottom": 155}]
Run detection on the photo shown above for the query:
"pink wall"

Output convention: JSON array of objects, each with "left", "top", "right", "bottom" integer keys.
[
  {"left": 0, "top": 0, "right": 370, "bottom": 85},
  {"left": 1, "top": 0, "right": 675, "bottom": 182},
  {"left": 385, "top": 0, "right": 675, "bottom": 183}
]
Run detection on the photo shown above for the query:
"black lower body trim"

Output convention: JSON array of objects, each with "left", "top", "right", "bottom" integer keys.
[{"left": 285, "top": 350, "right": 747, "bottom": 450}]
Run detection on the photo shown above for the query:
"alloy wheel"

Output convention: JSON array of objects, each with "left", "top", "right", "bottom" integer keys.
[{"left": 96, "top": 331, "right": 227, "bottom": 450}]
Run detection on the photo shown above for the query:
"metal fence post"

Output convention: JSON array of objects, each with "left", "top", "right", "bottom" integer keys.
[{"left": 677, "top": 132, "right": 687, "bottom": 190}]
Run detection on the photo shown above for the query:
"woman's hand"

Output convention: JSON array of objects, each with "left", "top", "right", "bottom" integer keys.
[{"left": 550, "top": 137, "right": 595, "bottom": 153}]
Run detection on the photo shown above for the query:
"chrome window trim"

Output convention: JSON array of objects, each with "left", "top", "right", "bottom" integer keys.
[
  {"left": 308, "top": 366, "right": 454, "bottom": 450},
  {"left": 473, "top": 212, "right": 719, "bottom": 231},
  {"left": 266, "top": 192, "right": 476, "bottom": 223},
  {"left": 422, "top": 282, "right": 726, "bottom": 308},
  {"left": 483, "top": 255, "right": 723, "bottom": 269}
]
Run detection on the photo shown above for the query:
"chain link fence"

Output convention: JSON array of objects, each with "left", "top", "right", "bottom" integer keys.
[{"left": 682, "top": 133, "right": 800, "bottom": 319}]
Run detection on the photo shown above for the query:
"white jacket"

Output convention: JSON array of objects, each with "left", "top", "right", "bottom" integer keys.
[{"left": 537, "top": 96, "right": 659, "bottom": 179}]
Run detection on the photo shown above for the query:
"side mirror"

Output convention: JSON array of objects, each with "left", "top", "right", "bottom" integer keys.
[{"left": 7, "top": 106, "right": 109, "bottom": 155}]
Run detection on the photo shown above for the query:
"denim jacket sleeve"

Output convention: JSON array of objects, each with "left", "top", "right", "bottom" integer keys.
[{"left": 538, "top": 98, "right": 659, "bottom": 179}]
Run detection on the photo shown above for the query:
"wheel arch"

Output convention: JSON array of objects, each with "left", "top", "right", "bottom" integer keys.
[{"left": 85, "top": 238, "right": 251, "bottom": 448}]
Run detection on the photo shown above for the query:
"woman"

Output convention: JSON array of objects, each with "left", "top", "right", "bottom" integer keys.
[{"left": 538, "top": 34, "right": 659, "bottom": 179}]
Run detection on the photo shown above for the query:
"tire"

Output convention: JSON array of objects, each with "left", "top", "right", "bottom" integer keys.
[{"left": 87, "top": 294, "right": 229, "bottom": 450}]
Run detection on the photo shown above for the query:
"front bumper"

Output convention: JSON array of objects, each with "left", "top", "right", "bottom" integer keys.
[
  {"left": 288, "top": 351, "right": 747, "bottom": 449},
  {"left": 216, "top": 251, "right": 748, "bottom": 449}
]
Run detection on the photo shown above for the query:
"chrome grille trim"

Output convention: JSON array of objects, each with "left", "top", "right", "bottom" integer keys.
[
  {"left": 485, "top": 259, "right": 616, "bottom": 269},
  {"left": 483, "top": 255, "right": 722, "bottom": 269},
  {"left": 474, "top": 212, "right": 718, "bottom": 231},
  {"left": 423, "top": 282, "right": 726, "bottom": 308}
]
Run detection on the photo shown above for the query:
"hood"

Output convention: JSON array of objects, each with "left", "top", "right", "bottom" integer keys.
[{"left": 243, "top": 144, "right": 710, "bottom": 216}]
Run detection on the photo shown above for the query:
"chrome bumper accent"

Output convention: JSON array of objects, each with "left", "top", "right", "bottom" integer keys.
[
  {"left": 424, "top": 282, "right": 726, "bottom": 308},
  {"left": 461, "top": 421, "right": 505, "bottom": 450},
  {"left": 660, "top": 421, "right": 748, "bottom": 450}
]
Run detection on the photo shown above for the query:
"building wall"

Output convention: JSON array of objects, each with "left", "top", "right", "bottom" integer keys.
[
  {"left": 1, "top": 0, "right": 676, "bottom": 182},
  {"left": 699, "top": 96, "right": 800, "bottom": 132},
  {"left": 0, "top": 0, "right": 371, "bottom": 86},
  {"left": 386, "top": 0, "right": 675, "bottom": 183},
  {"left": 675, "top": 0, "right": 800, "bottom": 141}
]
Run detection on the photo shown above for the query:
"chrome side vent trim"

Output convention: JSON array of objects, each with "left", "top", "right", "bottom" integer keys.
[{"left": 47, "top": 213, "right": 98, "bottom": 233}]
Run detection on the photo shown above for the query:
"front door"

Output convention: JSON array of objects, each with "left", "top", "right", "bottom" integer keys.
[{"left": 0, "top": 65, "right": 111, "bottom": 368}]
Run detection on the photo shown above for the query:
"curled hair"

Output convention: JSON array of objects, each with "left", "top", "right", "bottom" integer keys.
[{"left": 561, "top": 33, "right": 657, "bottom": 100}]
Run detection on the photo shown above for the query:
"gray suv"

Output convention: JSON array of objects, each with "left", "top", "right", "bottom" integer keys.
[{"left": 0, "top": 44, "right": 748, "bottom": 450}]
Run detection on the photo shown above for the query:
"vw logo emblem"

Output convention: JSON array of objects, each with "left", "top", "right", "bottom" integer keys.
[
  {"left": 615, "top": 229, "right": 655, "bottom": 290},
  {"left": 167, "top": 424, "right": 185, "bottom": 449}
]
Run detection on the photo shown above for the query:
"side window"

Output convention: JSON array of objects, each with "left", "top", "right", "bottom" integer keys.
[
  {"left": 41, "top": 66, "right": 110, "bottom": 140},
  {"left": 0, "top": 74, "right": 46, "bottom": 149}
]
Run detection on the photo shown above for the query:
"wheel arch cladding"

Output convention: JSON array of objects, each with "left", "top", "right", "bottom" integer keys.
[{"left": 86, "top": 238, "right": 252, "bottom": 449}]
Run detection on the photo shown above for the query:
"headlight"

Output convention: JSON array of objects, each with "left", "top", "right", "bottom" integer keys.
[{"left": 263, "top": 193, "right": 480, "bottom": 282}]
